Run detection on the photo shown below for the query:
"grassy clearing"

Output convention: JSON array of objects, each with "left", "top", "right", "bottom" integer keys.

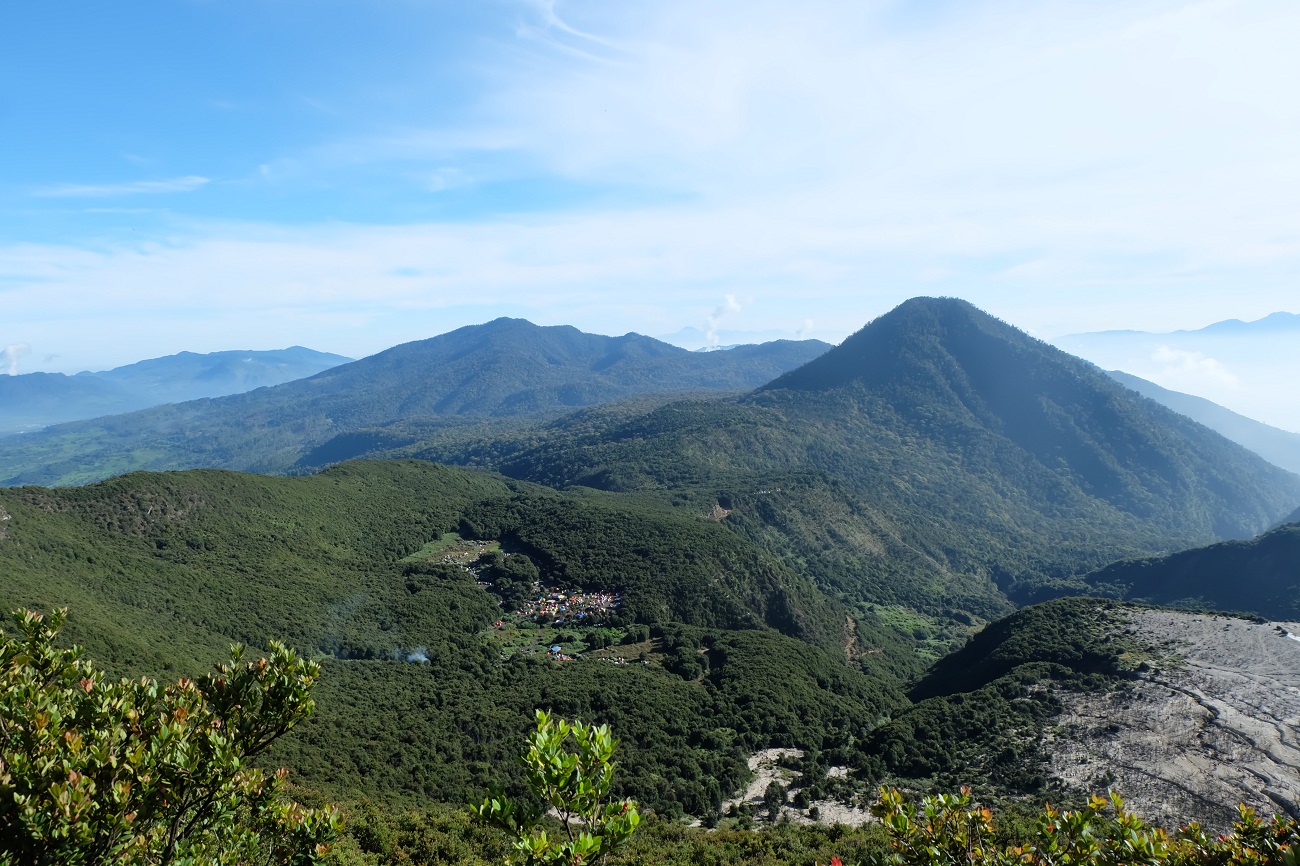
[
  {"left": 857, "top": 603, "right": 970, "bottom": 662},
  {"left": 401, "top": 532, "right": 499, "bottom": 564}
]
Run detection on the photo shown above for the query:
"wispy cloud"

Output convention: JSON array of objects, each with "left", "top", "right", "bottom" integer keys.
[
  {"left": 33, "top": 176, "right": 210, "bottom": 198},
  {"left": 1150, "top": 345, "right": 1240, "bottom": 389},
  {"left": 2, "top": 343, "right": 31, "bottom": 376},
  {"left": 298, "top": 0, "right": 1300, "bottom": 297},
  {"left": 705, "top": 294, "right": 742, "bottom": 348},
  {"left": 7, "top": 0, "right": 1300, "bottom": 385}
]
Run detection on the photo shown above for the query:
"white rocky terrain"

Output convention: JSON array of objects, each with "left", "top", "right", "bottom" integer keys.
[
  {"left": 1047, "top": 609, "right": 1300, "bottom": 830},
  {"left": 717, "top": 748, "right": 873, "bottom": 827}
]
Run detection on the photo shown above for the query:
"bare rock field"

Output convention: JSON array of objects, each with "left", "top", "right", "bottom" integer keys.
[
  {"left": 1047, "top": 609, "right": 1300, "bottom": 830},
  {"left": 717, "top": 748, "right": 874, "bottom": 827}
]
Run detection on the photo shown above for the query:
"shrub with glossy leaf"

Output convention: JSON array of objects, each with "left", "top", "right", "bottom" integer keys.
[
  {"left": 475, "top": 709, "right": 641, "bottom": 866},
  {"left": 868, "top": 786, "right": 1300, "bottom": 866},
  {"left": 0, "top": 608, "right": 340, "bottom": 866}
]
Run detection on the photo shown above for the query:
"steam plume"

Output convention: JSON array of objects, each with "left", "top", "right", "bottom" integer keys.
[
  {"left": 3, "top": 343, "right": 31, "bottom": 376},
  {"left": 705, "top": 294, "right": 741, "bottom": 348}
]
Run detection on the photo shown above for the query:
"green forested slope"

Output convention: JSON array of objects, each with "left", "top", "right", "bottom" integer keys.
[
  {"left": 1107, "top": 370, "right": 1300, "bottom": 476},
  {"left": 0, "top": 460, "right": 912, "bottom": 814},
  {"left": 478, "top": 299, "right": 1300, "bottom": 606},
  {"left": 1081, "top": 520, "right": 1300, "bottom": 618},
  {"left": 854, "top": 598, "right": 1146, "bottom": 796},
  {"left": 0, "top": 322, "right": 828, "bottom": 487}
]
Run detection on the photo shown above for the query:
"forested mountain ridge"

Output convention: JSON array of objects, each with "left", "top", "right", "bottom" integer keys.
[
  {"left": 5, "top": 300, "right": 1300, "bottom": 845},
  {"left": 858, "top": 597, "right": 1300, "bottom": 830},
  {"left": 1078, "top": 519, "right": 1300, "bottom": 619},
  {"left": 0, "top": 346, "right": 352, "bottom": 434},
  {"left": 482, "top": 298, "right": 1300, "bottom": 606},
  {"left": 0, "top": 321, "right": 829, "bottom": 487},
  {"left": 1107, "top": 369, "right": 1300, "bottom": 476}
]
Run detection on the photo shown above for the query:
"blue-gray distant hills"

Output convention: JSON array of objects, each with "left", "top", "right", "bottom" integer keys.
[
  {"left": 1107, "top": 370, "right": 1300, "bottom": 476},
  {"left": 0, "top": 320, "right": 831, "bottom": 486},
  {"left": 0, "top": 346, "right": 352, "bottom": 434},
  {"left": 1054, "top": 310, "right": 1300, "bottom": 435},
  {"left": 488, "top": 297, "right": 1300, "bottom": 609}
]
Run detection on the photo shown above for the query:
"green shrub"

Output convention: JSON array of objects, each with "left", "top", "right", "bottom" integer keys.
[
  {"left": 474, "top": 710, "right": 641, "bottom": 866},
  {"left": 0, "top": 608, "right": 339, "bottom": 865}
]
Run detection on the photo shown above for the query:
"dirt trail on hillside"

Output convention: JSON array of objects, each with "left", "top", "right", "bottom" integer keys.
[{"left": 1048, "top": 610, "right": 1300, "bottom": 830}]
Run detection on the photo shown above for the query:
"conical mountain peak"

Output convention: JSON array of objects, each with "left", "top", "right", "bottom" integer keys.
[{"left": 762, "top": 297, "right": 1036, "bottom": 394}]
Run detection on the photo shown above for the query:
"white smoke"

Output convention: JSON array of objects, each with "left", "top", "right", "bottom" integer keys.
[
  {"left": 3, "top": 343, "right": 31, "bottom": 376},
  {"left": 405, "top": 646, "right": 430, "bottom": 663},
  {"left": 795, "top": 318, "right": 814, "bottom": 340},
  {"left": 705, "top": 294, "right": 742, "bottom": 348}
]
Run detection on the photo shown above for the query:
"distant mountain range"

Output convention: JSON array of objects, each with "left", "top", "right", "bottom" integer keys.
[
  {"left": 1071, "top": 311, "right": 1300, "bottom": 339},
  {"left": 479, "top": 298, "right": 1300, "bottom": 613},
  {"left": 659, "top": 326, "right": 807, "bottom": 351},
  {"left": 0, "top": 346, "right": 352, "bottom": 434},
  {"left": 0, "top": 321, "right": 830, "bottom": 486},
  {"left": 5, "top": 300, "right": 1295, "bottom": 611},
  {"left": 1054, "top": 311, "right": 1300, "bottom": 434},
  {"left": 4, "top": 297, "right": 1300, "bottom": 833},
  {"left": 1107, "top": 370, "right": 1300, "bottom": 476}
]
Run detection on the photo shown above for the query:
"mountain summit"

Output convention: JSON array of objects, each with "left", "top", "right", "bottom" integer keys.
[
  {"left": 296, "top": 317, "right": 829, "bottom": 418},
  {"left": 762, "top": 296, "right": 1023, "bottom": 394},
  {"left": 0, "top": 320, "right": 829, "bottom": 486},
  {"left": 494, "top": 297, "right": 1300, "bottom": 607},
  {"left": 757, "top": 296, "right": 1295, "bottom": 537}
]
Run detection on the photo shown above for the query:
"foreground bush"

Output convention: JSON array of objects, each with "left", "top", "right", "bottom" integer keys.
[
  {"left": 0, "top": 608, "right": 340, "bottom": 865},
  {"left": 475, "top": 709, "right": 642, "bottom": 866},
  {"left": 869, "top": 786, "right": 1299, "bottom": 866}
]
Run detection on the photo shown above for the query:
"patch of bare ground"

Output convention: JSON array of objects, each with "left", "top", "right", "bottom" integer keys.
[
  {"left": 1047, "top": 609, "right": 1300, "bottom": 830},
  {"left": 713, "top": 748, "right": 874, "bottom": 828}
]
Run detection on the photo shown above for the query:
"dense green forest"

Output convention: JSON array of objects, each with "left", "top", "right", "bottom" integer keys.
[
  {"left": 5, "top": 460, "right": 1284, "bottom": 834},
  {"left": 0, "top": 461, "right": 919, "bottom": 819},
  {"left": 4, "top": 299, "right": 1300, "bottom": 865},
  {"left": 397, "top": 298, "right": 1300, "bottom": 612},
  {"left": 1077, "top": 519, "right": 1300, "bottom": 618}
]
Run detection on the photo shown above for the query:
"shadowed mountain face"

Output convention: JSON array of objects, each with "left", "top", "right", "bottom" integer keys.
[
  {"left": 493, "top": 298, "right": 1300, "bottom": 601},
  {"left": 759, "top": 298, "right": 1300, "bottom": 538},
  {"left": 0, "top": 320, "right": 829, "bottom": 486},
  {"left": 1081, "top": 521, "right": 1300, "bottom": 620},
  {"left": 0, "top": 347, "right": 352, "bottom": 434},
  {"left": 1106, "top": 370, "right": 1300, "bottom": 476}
]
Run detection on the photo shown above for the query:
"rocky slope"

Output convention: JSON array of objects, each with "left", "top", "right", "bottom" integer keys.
[{"left": 1048, "top": 608, "right": 1300, "bottom": 829}]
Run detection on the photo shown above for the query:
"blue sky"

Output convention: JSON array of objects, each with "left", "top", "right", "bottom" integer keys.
[{"left": 3, "top": 1, "right": 1299, "bottom": 402}]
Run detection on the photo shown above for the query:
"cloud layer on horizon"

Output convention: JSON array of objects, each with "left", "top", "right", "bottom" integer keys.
[{"left": 2, "top": 0, "right": 1298, "bottom": 410}]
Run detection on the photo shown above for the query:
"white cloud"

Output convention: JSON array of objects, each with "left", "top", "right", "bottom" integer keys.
[
  {"left": 281, "top": 0, "right": 1300, "bottom": 321},
  {"left": 705, "top": 293, "right": 742, "bottom": 347},
  {"left": 2, "top": 343, "right": 31, "bottom": 376},
  {"left": 8, "top": 0, "right": 1300, "bottom": 371},
  {"left": 1149, "top": 345, "right": 1240, "bottom": 389},
  {"left": 33, "top": 176, "right": 211, "bottom": 198}
]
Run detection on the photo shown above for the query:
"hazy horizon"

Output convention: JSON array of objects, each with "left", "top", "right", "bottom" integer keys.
[{"left": 4, "top": 1, "right": 1298, "bottom": 427}]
